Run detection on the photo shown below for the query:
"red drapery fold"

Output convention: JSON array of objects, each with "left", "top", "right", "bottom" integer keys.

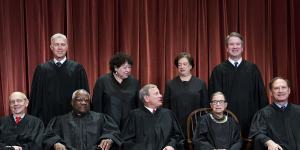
[{"left": 1, "top": 0, "right": 299, "bottom": 115}]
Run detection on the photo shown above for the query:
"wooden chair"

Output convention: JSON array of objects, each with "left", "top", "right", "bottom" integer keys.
[{"left": 186, "top": 108, "right": 252, "bottom": 150}]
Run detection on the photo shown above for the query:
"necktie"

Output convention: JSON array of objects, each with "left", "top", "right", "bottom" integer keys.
[
  {"left": 280, "top": 106, "right": 286, "bottom": 111},
  {"left": 153, "top": 109, "right": 156, "bottom": 114},
  {"left": 15, "top": 116, "right": 21, "bottom": 124},
  {"left": 56, "top": 62, "right": 62, "bottom": 67},
  {"left": 234, "top": 62, "right": 238, "bottom": 68}
]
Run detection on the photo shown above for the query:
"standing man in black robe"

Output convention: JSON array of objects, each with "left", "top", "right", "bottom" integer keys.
[
  {"left": 0, "top": 92, "right": 44, "bottom": 150},
  {"left": 122, "top": 84, "right": 184, "bottom": 150},
  {"left": 44, "top": 89, "right": 121, "bottom": 150},
  {"left": 29, "top": 33, "right": 89, "bottom": 125},
  {"left": 209, "top": 32, "right": 268, "bottom": 137},
  {"left": 249, "top": 77, "right": 300, "bottom": 150}
]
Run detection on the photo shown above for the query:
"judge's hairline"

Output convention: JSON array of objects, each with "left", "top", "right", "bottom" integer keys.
[
  {"left": 51, "top": 33, "right": 68, "bottom": 44},
  {"left": 71, "top": 89, "right": 90, "bottom": 100},
  {"left": 210, "top": 91, "right": 226, "bottom": 102},
  {"left": 139, "top": 84, "right": 157, "bottom": 102},
  {"left": 225, "top": 32, "right": 244, "bottom": 47},
  {"left": 269, "top": 77, "right": 291, "bottom": 90},
  {"left": 9, "top": 91, "right": 28, "bottom": 101}
]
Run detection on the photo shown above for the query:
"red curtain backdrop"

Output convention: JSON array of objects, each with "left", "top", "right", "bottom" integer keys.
[{"left": 1, "top": 0, "right": 300, "bottom": 115}]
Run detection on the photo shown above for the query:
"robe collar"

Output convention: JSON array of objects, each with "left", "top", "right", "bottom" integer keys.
[
  {"left": 228, "top": 57, "right": 242, "bottom": 67},
  {"left": 72, "top": 110, "right": 90, "bottom": 117},
  {"left": 209, "top": 113, "right": 228, "bottom": 124},
  {"left": 13, "top": 113, "right": 25, "bottom": 120},
  {"left": 110, "top": 72, "right": 130, "bottom": 87},
  {"left": 142, "top": 106, "right": 160, "bottom": 114},
  {"left": 54, "top": 56, "right": 67, "bottom": 64},
  {"left": 271, "top": 102, "right": 289, "bottom": 111}
]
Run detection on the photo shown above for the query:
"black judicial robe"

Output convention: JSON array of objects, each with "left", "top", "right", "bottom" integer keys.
[
  {"left": 209, "top": 60, "right": 268, "bottom": 136},
  {"left": 193, "top": 114, "right": 242, "bottom": 150},
  {"left": 29, "top": 60, "right": 89, "bottom": 125},
  {"left": 249, "top": 103, "right": 300, "bottom": 150},
  {"left": 0, "top": 115, "right": 44, "bottom": 150},
  {"left": 92, "top": 73, "right": 139, "bottom": 130},
  {"left": 44, "top": 111, "right": 121, "bottom": 150},
  {"left": 121, "top": 107, "right": 185, "bottom": 150},
  {"left": 164, "top": 76, "right": 209, "bottom": 137}
]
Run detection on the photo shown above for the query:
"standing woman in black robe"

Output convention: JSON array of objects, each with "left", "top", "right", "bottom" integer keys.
[
  {"left": 92, "top": 52, "right": 139, "bottom": 130},
  {"left": 164, "top": 52, "right": 209, "bottom": 138}
]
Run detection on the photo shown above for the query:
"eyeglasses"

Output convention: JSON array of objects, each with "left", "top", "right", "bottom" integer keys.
[
  {"left": 9, "top": 99, "right": 26, "bottom": 105},
  {"left": 211, "top": 100, "right": 226, "bottom": 105},
  {"left": 74, "top": 98, "right": 90, "bottom": 104}
]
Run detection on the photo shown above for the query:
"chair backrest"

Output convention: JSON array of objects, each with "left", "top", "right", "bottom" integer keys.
[{"left": 186, "top": 107, "right": 239, "bottom": 149}]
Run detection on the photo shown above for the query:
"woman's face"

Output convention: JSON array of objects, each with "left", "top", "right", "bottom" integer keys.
[
  {"left": 114, "top": 61, "right": 132, "bottom": 79},
  {"left": 177, "top": 57, "right": 192, "bottom": 76}
]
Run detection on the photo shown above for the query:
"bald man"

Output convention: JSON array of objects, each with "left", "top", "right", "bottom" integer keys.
[{"left": 0, "top": 92, "right": 44, "bottom": 150}]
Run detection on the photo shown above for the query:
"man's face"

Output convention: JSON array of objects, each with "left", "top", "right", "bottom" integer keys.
[
  {"left": 144, "top": 87, "right": 163, "bottom": 108},
  {"left": 227, "top": 36, "right": 243, "bottom": 59},
  {"left": 177, "top": 57, "right": 192, "bottom": 76},
  {"left": 271, "top": 79, "right": 290, "bottom": 102},
  {"left": 9, "top": 93, "right": 28, "bottom": 115},
  {"left": 210, "top": 94, "right": 227, "bottom": 114},
  {"left": 72, "top": 92, "right": 91, "bottom": 114},
  {"left": 50, "top": 37, "right": 68, "bottom": 60},
  {"left": 114, "top": 61, "right": 132, "bottom": 79}
]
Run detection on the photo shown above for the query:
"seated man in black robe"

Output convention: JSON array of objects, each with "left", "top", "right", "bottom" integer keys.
[
  {"left": 249, "top": 77, "right": 300, "bottom": 150},
  {"left": 0, "top": 92, "right": 44, "bottom": 150},
  {"left": 193, "top": 91, "right": 242, "bottom": 150},
  {"left": 43, "top": 89, "right": 121, "bottom": 150},
  {"left": 121, "top": 84, "right": 184, "bottom": 150}
]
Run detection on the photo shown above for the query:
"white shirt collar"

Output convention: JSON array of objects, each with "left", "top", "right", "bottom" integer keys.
[
  {"left": 54, "top": 56, "right": 67, "bottom": 64},
  {"left": 13, "top": 114, "right": 25, "bottom": 119},
  {"left": 228, "top": 57, "right": 242, "bottom": 67},
  {"left": 144, "top": 106, "right": 156, "bottom": 113},
  {"left": 274, "top": 102, "right": 288, "bottom": 108}
]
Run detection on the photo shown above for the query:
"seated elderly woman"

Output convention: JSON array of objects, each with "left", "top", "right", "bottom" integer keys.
[{"left": 193, "top": 91, "right": 242, "bottom": 150}]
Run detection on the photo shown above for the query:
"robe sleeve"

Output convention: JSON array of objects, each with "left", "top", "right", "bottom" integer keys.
[
  {"left": 249, "top": 110, "right": 271, "bottom": 145},
  {"left": 121, "top": 112, "right": 137, "bottom": 150},
  {"left": 192, "top": 117, "right": 215, "bottom": 150},
  {"left": 166, "top": 112, "right": 185, "bottom": 150},
  {"left": 0, "top": 119, "right": 14, "bottom": 150},
  {"left": 208, "top": 67, "right": 222, "bottom": 97},
  {"left": 28, "top": 65, "right": 44, "bottom": 116},
  {"left": 229, "top": 119, "right": 243, "bottom": 150},
  {"left": 98, "top": 114, "right": 122, "bottom": 146},
  {"left": 253, "top": 65, "right": 268, "bottom": 109},
  {"left": 76, "top": 64, "right": 90, "bottom": 92},
  {"left": 163, "top": 82, "right": 171, "bottom": 108},
  {"left": 91, "top": 78, "right": 104, "bottom": 113},
  {"left": 22, "top": 119, "right": 44, "bottom": 150},
  {"left": 200, "top": 81, "right": 210, "bottom": 108},
  {"left": 43, "top": 117, "right": 74, "bottom": 150}
]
